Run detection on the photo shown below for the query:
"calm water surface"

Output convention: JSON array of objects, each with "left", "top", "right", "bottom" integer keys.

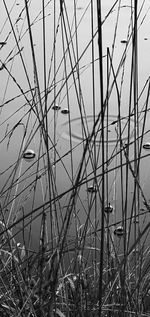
[{"left": 0, "top": 1, "right": 150, "bottom": 253}]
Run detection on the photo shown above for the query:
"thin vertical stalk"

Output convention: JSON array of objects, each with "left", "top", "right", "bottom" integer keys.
[
  {"left": 96, "top": 0, "right": 105, "bottom": 315},
  {"left": 24, "top": 0, "right": 44, "bottom": 122},
  {"left": 90, "top": 0, "right": 98, "bottom": 283},
  {"left": 133, "top": 0, "right": 139, "bottom": 309}
]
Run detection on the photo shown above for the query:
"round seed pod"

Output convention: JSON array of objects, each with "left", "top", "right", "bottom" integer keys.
[
  {"left": 61, "top": 108, "right": 69, "bottom": 114},
  {"left": 104, "top": 204, "right": 113, "bottom": 214},
  {"left": 87, "top": 185, "right": 97, "bottom": 193},
  {"left": 52, "top": 105, "right": 61, "bottom": 111},
  {"left": 121, "top": 40, "right": 127, "bottom": 44},
  {"left": 143, "top": 142, "right": 150, "bottom": 150},
  {"left": 114, "top": 226, "right": 124, "bottom": 237},
  {"left": 23, "top": 149, "right": 36, "bottom": 162}
]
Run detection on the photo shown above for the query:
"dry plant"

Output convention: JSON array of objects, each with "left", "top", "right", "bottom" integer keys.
[{"left": 0, "top": 1, "right": 150, "bottom": 316}]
